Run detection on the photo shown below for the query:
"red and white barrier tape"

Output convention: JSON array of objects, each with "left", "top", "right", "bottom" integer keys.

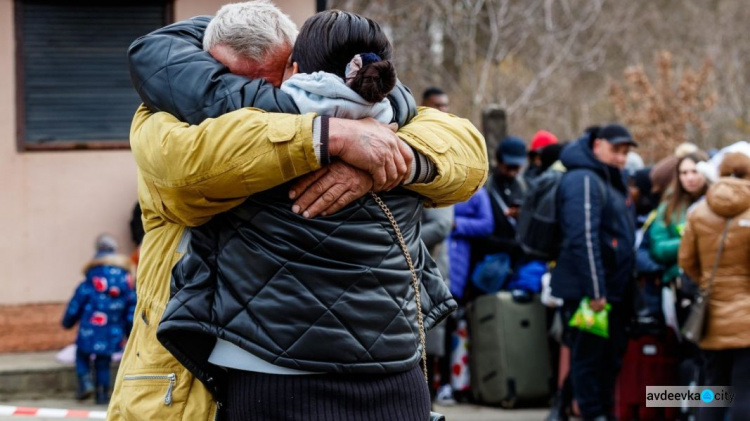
[{"left": 0, "top": 405, "right": 106, "bottom": 419}]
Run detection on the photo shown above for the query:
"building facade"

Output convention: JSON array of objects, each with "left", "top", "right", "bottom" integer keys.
[{"left": 0, "top": 0, "right": 315, "bottom": 352}]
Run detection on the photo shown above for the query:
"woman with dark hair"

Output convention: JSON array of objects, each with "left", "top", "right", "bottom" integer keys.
[
  {"left": 649, "top": 152, "right": 709, "bottom": 284},
  {"left": 157, "top": 10, "right": 453, "bottom": 421},
  {"left": 279, "top": 10, "right": 399, "bottom": 124}
]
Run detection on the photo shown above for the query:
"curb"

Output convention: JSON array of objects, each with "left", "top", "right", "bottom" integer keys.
[
  {"left": 0, "top": 352, "right": 119, "bottom": 400},
  {"left": 0, "top": 405, "right": 106, "bottom": 419}
]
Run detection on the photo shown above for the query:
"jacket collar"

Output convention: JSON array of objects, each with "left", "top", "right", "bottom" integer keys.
[{"left": 82, "top": 253, "right": 133, "bottom": 275}]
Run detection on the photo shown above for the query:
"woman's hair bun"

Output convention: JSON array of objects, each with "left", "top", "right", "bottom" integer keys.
[{"left": 349, "top": 60, "right": 397, "bottom": 103}]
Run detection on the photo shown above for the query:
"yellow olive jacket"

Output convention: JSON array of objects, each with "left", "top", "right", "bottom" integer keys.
[{"left": 106, "top": 105, "right": 487, "bottom": 420}]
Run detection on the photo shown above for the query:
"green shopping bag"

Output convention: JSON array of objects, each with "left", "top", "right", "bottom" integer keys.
[{"left": 568, "top": 297, "right": 611, "bottom": 338}]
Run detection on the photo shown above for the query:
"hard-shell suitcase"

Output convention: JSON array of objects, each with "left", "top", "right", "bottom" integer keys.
[
  {"left": 616, "top": 331, "right": 679, "bottom": 420},
  {"left": 469, "top": 292, "right": 551, "bottom": 407}
]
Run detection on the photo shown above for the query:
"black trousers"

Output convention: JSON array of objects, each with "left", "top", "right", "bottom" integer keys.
[
  {"left": 226, "top": 365, "right": 430, "bottom": 421},
  {"left": 563, "top": 300, "right": 628, "bottom": 420},
  {"left": 699, "top": 347, "right": 750, "bottom": 421}
]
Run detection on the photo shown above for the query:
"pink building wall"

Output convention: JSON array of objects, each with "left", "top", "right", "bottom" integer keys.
[{"left": 0, "top": 0, "right": 315, "bottom": 306}]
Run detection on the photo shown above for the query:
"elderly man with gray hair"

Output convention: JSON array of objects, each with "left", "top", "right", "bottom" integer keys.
[
  {"left": 203, "top": 1, "right": 298, "bottom": 87},
  {"left": 109, "top": 2, "right": 487, "bottom": 420}
]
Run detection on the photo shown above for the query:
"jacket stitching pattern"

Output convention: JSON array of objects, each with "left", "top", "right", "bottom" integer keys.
[
  {"left": 217, "top": 201, "right": 406, "bottom": 357},
  {"left": 174, "top": 195, "right": 439, "bottom": 365}
]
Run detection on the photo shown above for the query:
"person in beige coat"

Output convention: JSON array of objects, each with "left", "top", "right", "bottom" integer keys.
[{"left": 679, "top": 152, "right": 750, "bottom": 421}]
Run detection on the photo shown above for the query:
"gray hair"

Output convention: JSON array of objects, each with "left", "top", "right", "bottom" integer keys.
[{"left": 204, "top": 0, "right": 298, "bottom": 61}]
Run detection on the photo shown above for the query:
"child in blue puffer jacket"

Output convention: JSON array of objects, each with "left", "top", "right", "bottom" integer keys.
[{"left": 62, "top": 234, "right": 136, "bottom": 404}]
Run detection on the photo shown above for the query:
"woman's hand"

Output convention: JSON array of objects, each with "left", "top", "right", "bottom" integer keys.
[{"left": 289, "top": 161, "right": 374, "bottom": 218}]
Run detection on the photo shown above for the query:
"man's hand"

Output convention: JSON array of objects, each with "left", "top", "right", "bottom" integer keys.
[
  {"left": 505, "top": 206, "right": 521, "bottom": 220},
  {"left": 328, "top": 117, "right": 413, "bottom": 191},
  {"left": 289, "top": 161, "right": 374, "bottom": 218},
  {"left": 590, "top": 297, "right": 607, "bottom": 313}
]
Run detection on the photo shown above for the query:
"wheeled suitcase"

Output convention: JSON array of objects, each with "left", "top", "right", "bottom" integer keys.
[
  {"left": 615, "top": 331, "right": 679, "bottom": 420},
  {"left": 469, "top": 292, "right": 551, "bottom": 407}
]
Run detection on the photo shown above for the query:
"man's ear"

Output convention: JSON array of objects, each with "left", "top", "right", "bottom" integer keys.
[{"left": 292, "top": 62, "right": 299, "bottom": 76}]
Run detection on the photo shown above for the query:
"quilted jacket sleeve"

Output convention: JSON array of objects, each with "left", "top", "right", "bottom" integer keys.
[
  {"left": 130, "top": 105, "right": 319, "bottom": 227},
  {"left": 399, "top": 107, "right": 489, "bottom": 207},
  {"left": 128, "top": 17, "right": 418, "bottom": 126},
  {"left": 388, "top": 82, "right": 418, "bottom": 127},
  {"left": 128, "top": 16, "right": 299, "bottom": 125},
  {"left": 62, "top": 282, "right": 88, "bottom": 329},
  {"left": 453, "top": 188, "right": 494, "bottom": 238}
]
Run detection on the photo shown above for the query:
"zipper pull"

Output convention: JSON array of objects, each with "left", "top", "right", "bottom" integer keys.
[
  {"left": 214, "top": 401, "right": 223, "bottom": 421},
  {"left": 164, "top": 373, "right": 176, "bottom": 405}
]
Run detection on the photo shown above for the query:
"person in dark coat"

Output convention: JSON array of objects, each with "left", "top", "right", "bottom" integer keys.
[
  {"left": 551, "top": 124, "right": 637, "bottom": 421},
  {"left": 471, "top": 136, "right": 529, "bottom": 290},
  {"left": 62, "top": 235, "right": 135, "bottom": 404}
]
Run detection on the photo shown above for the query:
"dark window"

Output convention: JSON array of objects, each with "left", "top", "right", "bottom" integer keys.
[{"left": 16, "top": 1, "right": 171, "bottom": 151}]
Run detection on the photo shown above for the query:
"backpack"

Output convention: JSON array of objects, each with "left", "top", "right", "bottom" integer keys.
[{"left": 516, "top": 168, "right": 606, "bottom": 261}]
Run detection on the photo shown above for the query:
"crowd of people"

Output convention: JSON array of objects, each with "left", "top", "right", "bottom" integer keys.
[
  {"left": 420, "top": 86, "right": 750, "bottom": 420},
  {"left": 56, "top": 2, "right": 750, "bottom": 420}
]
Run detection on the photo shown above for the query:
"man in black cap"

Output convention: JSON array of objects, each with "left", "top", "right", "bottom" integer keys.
[
  {"left": 472, "top": 136, "right": 529, "bottom": 285},
  {"left": 549, "top": 124, "right": 638, "bottom": 421}
]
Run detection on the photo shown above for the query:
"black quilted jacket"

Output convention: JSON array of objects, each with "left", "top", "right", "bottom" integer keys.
[
  {"left": 128, "top": 17, "right": 453, "bottom": 399},
  {"left": 158, "top": 185, "right": 456, "bottom": 398}
]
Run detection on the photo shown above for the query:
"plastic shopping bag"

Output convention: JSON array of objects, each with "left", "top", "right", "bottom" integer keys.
[
  {"left": 568, "top": 297, "right": 611, "bottom": 338},
  {"left": 450, "top": 319, "right": 471, "bottom": 392}
]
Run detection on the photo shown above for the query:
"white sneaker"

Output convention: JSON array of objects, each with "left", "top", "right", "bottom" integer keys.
[{"left": 435, "top": 385, "right": 456, "bottom": 406}]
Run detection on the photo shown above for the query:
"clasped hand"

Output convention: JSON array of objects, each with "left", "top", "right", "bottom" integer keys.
[{"left": 288, "top": 118, "right": 414, "bottom": 218}]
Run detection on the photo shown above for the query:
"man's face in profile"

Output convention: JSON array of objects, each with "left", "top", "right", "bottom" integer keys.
[
  {"left": 593, "top": 139, "right": 631, "bottom": 170},
  {"left": 210, "top": 43, "right": 293, "bottom": 88},
  {"left": 423, "top": 94, "right": 449, "bottom": 112}
]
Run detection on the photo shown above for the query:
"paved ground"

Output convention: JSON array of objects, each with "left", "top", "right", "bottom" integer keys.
[
  {"left": 0, "top": 399, "right": 549, "bottom": 420},
  {"left": 0, "top": 352, "right": 552, "bottom": 420},
  {"left": 0, "top": 352, "right": 62, "bottom": 372},
  {"left": 435, "top": 403, "right": 548, "bottom": 420}
]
